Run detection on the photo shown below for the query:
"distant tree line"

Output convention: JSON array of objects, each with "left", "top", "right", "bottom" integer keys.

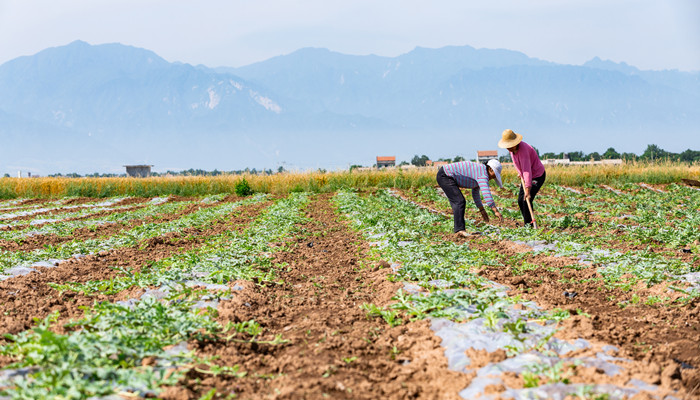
[
  {"left": 402, "top": 145, "right": 700, "bottom": 167},
  {"left": 45, "top": 168, "right": 278, "bottom": 178},
  {"left": 11, "top": 144, "right": 700, "bottom": 178},
  {"left": 154, "top": 168, "right": 277, "bottom": 176},
  {"left": 409, "top": 155, "right": 466, "bottom": 167},
  {"left": 497, "top": 144, "right": 700, "bottom": 164}
]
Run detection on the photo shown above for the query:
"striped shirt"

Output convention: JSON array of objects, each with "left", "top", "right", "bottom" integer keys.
[{"left": 442, "top": 161, "right": 495, "bottom": 208}]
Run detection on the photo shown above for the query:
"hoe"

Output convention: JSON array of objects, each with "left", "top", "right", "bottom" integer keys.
[{"left": 521, "top": 177, "right": 537, "bottom": 229}]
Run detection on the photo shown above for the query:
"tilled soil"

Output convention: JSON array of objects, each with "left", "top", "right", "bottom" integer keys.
[
  {"left": 0, "top": 200, "right": 271, "bottom": 337},
  {"left": 164, "top": 194, "right": 469, "bottom": 399},
  {"left": 0, "top": 197, "right": 145, "bottom": 222},
  {"left": 2, "top": 192, "right": 698, "bottom": 398},
  {"left": 399, "top": 188, "right": 700, "bottom": 396},
  {"left": 0, "top": 200, "right": 228, "bottom": 252},
  {"left": 0, "top": 203, "right": 149, "bottom": 233}
]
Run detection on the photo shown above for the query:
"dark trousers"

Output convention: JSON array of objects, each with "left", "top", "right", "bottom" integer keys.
[
  {"left": 518, "top": 171, "right": 546, "bottom": 226},
  {"left": 436, "top": 167, "right": 467, "bottom": 233}
]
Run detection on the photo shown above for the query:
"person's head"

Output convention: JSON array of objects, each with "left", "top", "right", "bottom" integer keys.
[
  {"left": 497, "top": 129, "right": 523, "bottom": 153},
  {"left": 485, "top": 159, "right": 503, "bottom": 188}
]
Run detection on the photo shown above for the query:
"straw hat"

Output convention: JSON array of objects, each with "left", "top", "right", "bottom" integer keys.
[
  {"left": 497, "top": 129, "right": 523, "bottom": 149},
  {"left": 486, "top": 159, "right": 503, "bottom": 188}
]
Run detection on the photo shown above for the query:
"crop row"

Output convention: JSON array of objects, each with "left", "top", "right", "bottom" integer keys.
[
  {"left": 54, "top": 193, "right": 310, "bottom": 295},
  {"left": 0, "top": 199, "right": 193, "bottom": 242},
  {"left": 0, "top": 197, "right": 135, "bottom": 223},
  {"left": 0, "top": 195, "right": 263, "bottom": 275},
  {"left": 408, "top": 184, "right": 699, "bottom": 290},
  {"left": 0, "top": 193, "right": 310, "bottom": 398},
  {"left": 334, "top": 189, "right": 681, "bottom": 398}
]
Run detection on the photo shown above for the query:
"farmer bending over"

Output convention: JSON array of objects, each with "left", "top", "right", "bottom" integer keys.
[
  {"left": 498, "top": 129, "right": 546, "bottom": 227},
  {"left": 436, "top": 160, "right": 504, "bottom": 237}
]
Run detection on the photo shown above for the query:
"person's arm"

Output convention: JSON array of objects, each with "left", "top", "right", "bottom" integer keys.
[
  {"left": 471, "top": 187, "right": 483, "bottom": 210},
  {"left": 470, "top": 187, "right": 491, "bottom": 222},
  {"left": 518, "top": 146, "right": 534, "bottom": 200},
  {"left": 520, "top": 147, "right": 533, "bottom": 188},
  {"left": 510, "top": 150, "right": 523, "bottom": 181},
  {"left": 476, "top": 176, "right": 503, "bottom": 222}
]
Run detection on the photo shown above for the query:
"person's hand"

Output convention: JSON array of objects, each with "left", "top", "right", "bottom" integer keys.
[
  {"left": 479, "top": 207, "right": 490, "bottom": 222},
  {"left": 493, "top": 209, "right": 504, "bottom": 223},
  {"left": 524, "top": 186, "right": 531, "bottom": 201}
]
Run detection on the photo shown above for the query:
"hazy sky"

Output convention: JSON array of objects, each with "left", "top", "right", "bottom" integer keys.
[{"left": 1, "top": 0, "right": 699, "bottom": 71}]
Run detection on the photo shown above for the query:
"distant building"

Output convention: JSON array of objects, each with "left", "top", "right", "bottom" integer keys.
[
  {"left": 426, "top": 160, "right": 449, "bottom": 167},
  {"left": 541, "top": 159, "right": 623, "bottom": 166},
  {"left": 376, "top": 156, "right": 396, "bottom": 168},
  {"left": 477, "top": 150, "right": 499, "bottom": 163},
  {"left": 543, "top": 158, "right": 571, "bottom": 165},
  {"left": 124, "top": 165, "right": 153, "bottom": 178}
]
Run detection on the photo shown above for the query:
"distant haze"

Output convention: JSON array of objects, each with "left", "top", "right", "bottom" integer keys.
[
  {"left": 1, "top": 41, "right": 698, "bottom": 175},
  {"left": 0, "top": 0, "right": 698, "bottom": 71}
]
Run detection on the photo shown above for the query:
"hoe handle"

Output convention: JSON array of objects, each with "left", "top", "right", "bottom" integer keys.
[{"left": 520, "top": 177, "right": 537, "bottom": 229}]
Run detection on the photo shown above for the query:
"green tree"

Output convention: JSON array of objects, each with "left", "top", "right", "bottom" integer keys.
[
  {"left": 621, "top": 152, "right": 637, "bottom": 161},
  {"left": 679, "top": 149, "right": 700, "bottom": 162},
  {"left": 602, "top": 147, "right": 620, "bottom": 159},
  {"left": 411, "top": 154, "right": 430, "bottom": 167},
  {"left": 640, "top": 144, "right": 668, "bottom": 161},
  {"left": 567, "top": 151, "right": 585, "bottom": 161}
]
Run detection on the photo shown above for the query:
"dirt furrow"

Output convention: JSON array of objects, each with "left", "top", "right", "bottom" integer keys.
[
  {"left": 0, "top": 201, "right": 226, "bottom": 252},
  {"left": 0, "top": 203, "right": 150, "bottom": 233},
  {"left": 394, "top": 188, "right": 700, "bottom": 394},
  {"left": 166, "top": 194, "right": 469, "bottom": 399},
  {"left": 0, "top": 196, "right": 147, "bottom": 223},
  {"left": 0, "top": 200, "right": 271, "bottom": 337}
]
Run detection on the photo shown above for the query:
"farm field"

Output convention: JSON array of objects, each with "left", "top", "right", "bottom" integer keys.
[{"left": 0, "top": 177, "right": 698, "bottom": 399}]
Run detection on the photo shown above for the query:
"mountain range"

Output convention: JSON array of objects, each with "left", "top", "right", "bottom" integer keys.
[{"left": 1, "top": 40, "right": 698, "bottom": 174}]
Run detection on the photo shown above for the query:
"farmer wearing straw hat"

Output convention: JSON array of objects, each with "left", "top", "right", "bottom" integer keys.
[
  {"left": 498, "top": 129, "right": 546, "bottom": 227},
  {"left": 436, "top": 160, "right": 504, "bottom": 237}
]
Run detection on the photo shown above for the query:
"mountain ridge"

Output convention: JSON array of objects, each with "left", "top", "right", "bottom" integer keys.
[{"left": 1, "top": 41, "right": 698, "bottom": 174}]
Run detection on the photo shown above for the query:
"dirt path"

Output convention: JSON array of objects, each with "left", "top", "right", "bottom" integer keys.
[
  {"left": 0, "top": 200, "right": 271, "bottom": 337},
  {"left": 166, "top": 194, "right": 469, "bottom": 399}
]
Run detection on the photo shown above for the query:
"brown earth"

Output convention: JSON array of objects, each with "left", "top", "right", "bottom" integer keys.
[
  {"left": 0, "top": 197, "right": 150, "bottom": 224},
  {"left": 0, "top": 201, "right": 228, "bottom": 252},
  {"left": 395, "top": 189, "right": 700, "bottom": 396},
  {"left": 0, "top": 203, "right": 149, "bottom": 233},
  {"left": 163, "top": 194, "right": 470, "bottom": 400},
  {"left": 2, "top": 192, "right": 698, "bottom": 398},
  {"left": 0, "top": 200, "right": 271, "bottom": 337},
  {"left": 399, "top": 186, "right": 699, "bottom": 264}
]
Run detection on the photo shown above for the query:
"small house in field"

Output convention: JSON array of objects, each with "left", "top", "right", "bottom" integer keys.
[
  {"left": 124, "top": 165, "right": 153, "bottom": 178},
  {"left": 425, "top": 160, "right": 449, "bottom": 167},
  {"left": 376, "top": 156, "right": 396, "bottom": 168},
  {"left": 477, "top": 150, "right": 498, "bottom": 163}
]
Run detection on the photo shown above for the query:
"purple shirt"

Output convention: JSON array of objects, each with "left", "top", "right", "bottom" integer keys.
[
  {"left": 442, "top": 161, "right": 495, "bottom": 208},
  {"left": 510, "top": 141, "right": 545, "bottom": 188}
]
